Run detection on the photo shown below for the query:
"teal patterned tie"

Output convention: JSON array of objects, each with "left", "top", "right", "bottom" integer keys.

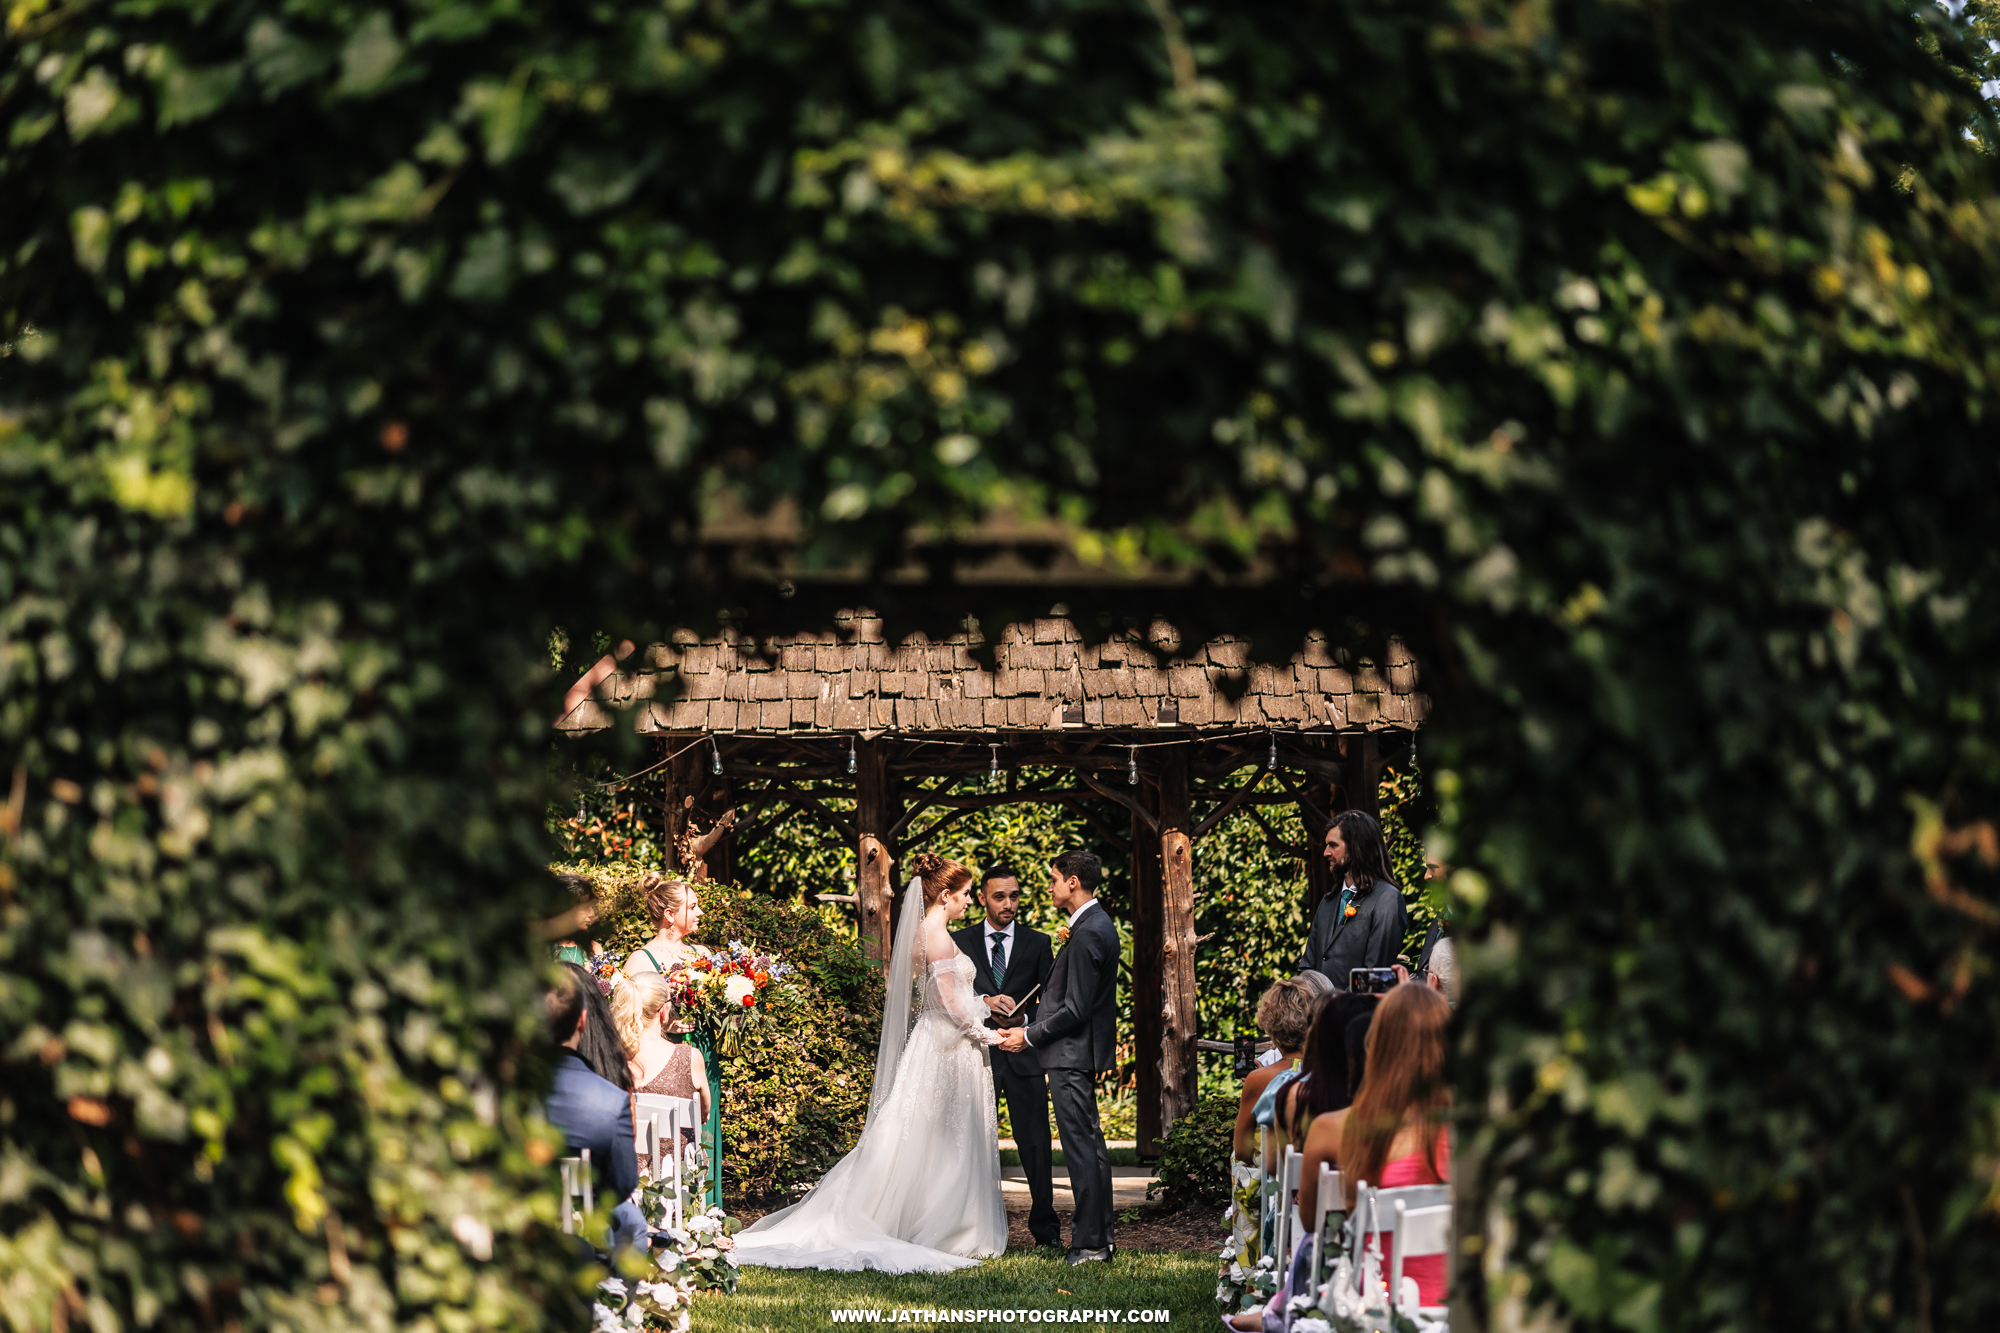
[{"left": 990, "top": 932, "right": 1008, "bottom": 989}]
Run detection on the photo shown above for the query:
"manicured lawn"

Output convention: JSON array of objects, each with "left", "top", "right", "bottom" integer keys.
[{"left": 698, "top": 1249, "right": 1218, "bottom": 1332}]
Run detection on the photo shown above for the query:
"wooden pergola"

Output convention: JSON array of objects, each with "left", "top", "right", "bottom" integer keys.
[{"left": 561, "top": 612, "right": 1427, "bottom": 1149}]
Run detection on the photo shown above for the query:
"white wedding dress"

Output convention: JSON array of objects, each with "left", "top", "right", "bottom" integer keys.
[{"left": 734, "top": 905, "right": 1007, "bottom": 1273}]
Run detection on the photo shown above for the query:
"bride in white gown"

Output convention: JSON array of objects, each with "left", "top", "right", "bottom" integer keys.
[{"left": 734, "top": 852, "right": 1007, "bottom": 1272}]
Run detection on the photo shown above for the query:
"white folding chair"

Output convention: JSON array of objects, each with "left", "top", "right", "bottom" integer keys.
[
  {"left": 1255, "top": 1127, "right": 1274, "bottom": 1264},
  {"left": 1309, "top": 1165, "right": 1345, "bottom": 1285},
  {"left": 636, "top": 1093, "right": 697, "bottom": 1230},
  {"left": 559, "top": 1149, "right": 596, "bottom": 1235},
  {"left": 637, "top": 1113, "right": 660, "bottom": 1181},
  {"left": 1275, "top": 1146, "right": 1303, "bottom": 1269},
  {"left": 1344, "top": 1183, "right": 1451, "bottom": 1298},
  {"left": 1390, "top": 1200, "right": 1452, "bottom": 1315}
]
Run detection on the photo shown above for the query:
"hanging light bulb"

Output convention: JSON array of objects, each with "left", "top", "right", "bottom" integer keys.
[
  {"left": 1268, "top": 733, "right": 1278, "bottom": 771},
  {"left": 990, "top": 744, "right": 1000, "bottom": 780},
  {"left": 576, "top": 797, "right": 585, "bottom": 823},
  {"left": 1128, "top": 745, "right": 1139, "bottom": 786},
  {"left": 847, "top": 737, "right": 857, "bottom": 775},
  {"left": 1410, "top": 730, "right": 1418, "bottom": 769},
  {"left": 710, "top": 738, "right": 723, "bottom": 775}
]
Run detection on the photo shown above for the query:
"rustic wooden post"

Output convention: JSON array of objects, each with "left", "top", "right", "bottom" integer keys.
[
  {"left": 660, "top": 739, "right": 700, "bottom": 875},
  {"left": 1156, "top": 745, "right": 1199, "bottom": 1138},
  {"left": 854, "top": 738, "right": 900, "bottom": 969},
  {"left": 1347, "top": 733, "right": 1383, "bottom": 822},
  {"left": 1301, "top": 776, "right": 1335, "bottom": 921},
  {"left": 1131, "top": 786, "right": 1165, "bottom": 1158}
]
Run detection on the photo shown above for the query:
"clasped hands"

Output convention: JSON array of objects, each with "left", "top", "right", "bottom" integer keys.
[{"left": 983, "top": 995, "right": 1029, "bottom": 1050}]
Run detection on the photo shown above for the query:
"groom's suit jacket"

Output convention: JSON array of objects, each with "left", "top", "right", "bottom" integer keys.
[
  {"left": 1024, "top": 900, "right": 1119, "bottom": 1073},
  {"left": 951, "top": 920, "right": 1054, "bottom": 1079}
]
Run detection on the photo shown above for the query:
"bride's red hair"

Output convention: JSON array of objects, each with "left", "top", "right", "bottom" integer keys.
[{"left": 909, "top": 852, "right": 973, "bottom": 908}]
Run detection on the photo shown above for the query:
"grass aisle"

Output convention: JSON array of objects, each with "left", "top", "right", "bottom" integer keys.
[{"left": 701, "top": 1250, "right": 1217, "bottom": 1332}]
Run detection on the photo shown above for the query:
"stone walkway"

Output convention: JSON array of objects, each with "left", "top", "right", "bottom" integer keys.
[{"left": 999, "top": 1139, "right": 1159, "bottom": 1211}]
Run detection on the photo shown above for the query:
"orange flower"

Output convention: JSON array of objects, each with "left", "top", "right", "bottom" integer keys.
[
  {"left": 1343, "top": 904, "right": 1358, "bottom": 919},
  {"left": 743, "top": 994, "right": 757, "bottom": 1008},
  {"left": 753, "top": 971, "right": 769, "bottom": 986}
]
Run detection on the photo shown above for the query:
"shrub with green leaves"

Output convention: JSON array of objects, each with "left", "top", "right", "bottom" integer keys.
[
  {"left": 1148, "top": 1092, "right": 1237, "bottom": 1215},
  {"left": 10, "top": 0, "right": 2000, "bottom": 1328}
]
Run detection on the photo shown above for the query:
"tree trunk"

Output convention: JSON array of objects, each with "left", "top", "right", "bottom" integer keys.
[
  {"left": 1156, "top": 746, "right": 1198, "bottom": 1139},
  {"left": 854, "top": 739, "right": 900, "bottom": 968},
  {"left": 1131, "top": 785, "right": 1165, "bottom": 1158}
]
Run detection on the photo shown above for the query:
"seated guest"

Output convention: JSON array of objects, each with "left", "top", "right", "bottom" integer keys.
[
  {"left": 1278, "top": 991, "right": 1379, "bottom": 1147},
  {"left": 1297, "top": 982, "right": 1453, "bottom": 1307},
  {"left": 565, "top": 963, "right": 633, "bottom": 1093},
  {"left": 545, "top": 968, "right": 647, "bottom": 1251},
  {"left": 611, "top": 971, "right": 708, "bottom": 1164},
  {"left": 1232, "top": 975, "right": 1321, "bottom": 1165}
]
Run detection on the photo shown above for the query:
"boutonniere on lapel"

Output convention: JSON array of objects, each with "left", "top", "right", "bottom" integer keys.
[
  {"left": 1056, "top": 925, "right": 1072, "bottom": 946},
  {"left": 1343, "top": 903, "right": 1358, "bottom": 919}
]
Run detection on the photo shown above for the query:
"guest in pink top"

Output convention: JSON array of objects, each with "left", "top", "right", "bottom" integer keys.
[{"left": 1296, "top": 982, "right": 1453, "bottom": 1308}]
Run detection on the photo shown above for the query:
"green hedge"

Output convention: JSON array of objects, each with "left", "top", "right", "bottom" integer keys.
[
  {"left": 567, "top": 867, "right": 884, "bottom": 1204},
  {"left": 10, "top": 0, "right": 2000, "bottom": 1329},
  {"left": 1148, "top": 1093, "right": 1238, "bottom": 1214}
]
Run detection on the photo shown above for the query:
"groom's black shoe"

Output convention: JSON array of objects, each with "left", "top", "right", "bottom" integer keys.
[{"left": 1065, "top": 1247, "right": 1112, "bottom": 1265}]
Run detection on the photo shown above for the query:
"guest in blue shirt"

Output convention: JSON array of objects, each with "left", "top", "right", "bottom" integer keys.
[{"left": 545, "top": 968, "right": 647, "bottom": 1251}]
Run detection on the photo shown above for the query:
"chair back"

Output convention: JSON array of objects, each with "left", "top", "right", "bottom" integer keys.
[
  {"left": 1389, "top": 1200, "right": 1452, "bottom": 1314},
  {"left": 636, "top": 1092, "right": 697, "bottom": 1230},
  {"left": 1345, "top": 1182, "right": 1451, "bottom": 1294},
  {"left": 1275, "top": 1146, "right": 1303, "bottom": 1267},
  {"left": 558, "top": 1148, "right": 596, "bottom": 1235},
  {"left": 1310, "top": 1164, "right": 1345, "bottom": 1284}
]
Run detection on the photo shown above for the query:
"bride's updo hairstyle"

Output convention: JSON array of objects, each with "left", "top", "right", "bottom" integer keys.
[
  {"left": 910, "top": 852, "right": 973, "bottom": 909},
  {"left": 638, "top": 872, "right": 694, "bottom": 930}
]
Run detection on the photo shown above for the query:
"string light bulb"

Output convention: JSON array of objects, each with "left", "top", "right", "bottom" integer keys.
[
  {"left": 847, "top": 737, "right": 857, "bottom": 775},
  {"left": 1410, "top": 730, "right": 1418, "bottom": 769},
  {"left": 1268, "top": 733, "right": 1278, "bottom": 770},
  {"left": 990, "top": 744, "right": 1000, "bottom": 780},
  {"left": 710, "top": 738, "right": 722, "bottom": 775},
  {"left": 1128, "top": 745, "right": 1139, "bottom": 786}
]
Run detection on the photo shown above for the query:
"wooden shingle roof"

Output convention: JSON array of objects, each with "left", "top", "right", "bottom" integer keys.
[{"left": 561, "top": 614, "right": 1427, "bottom": 736}]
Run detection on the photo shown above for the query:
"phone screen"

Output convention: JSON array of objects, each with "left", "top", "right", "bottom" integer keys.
[{"left": 1348, "top": 967, "right": 1398, "bottom": 995}]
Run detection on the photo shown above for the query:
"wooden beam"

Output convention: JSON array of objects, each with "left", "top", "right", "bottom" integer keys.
[
  {"left": 1055, "top": 797, "right": 1132, "bottom": 856},
  {"left": 1157, "top": 746, "right": 1199, "bottom": 1141},
  {"left": 885, "top": 773, "right": 967, "bottom": 841},
  {"left": 1078, "top": 770, "right": 1160, "bottom": 832},
  {"left": 898, "top": 805, "right": 981, "bottom": 852},
  {"left": 853, "top": 740, "right": 900, "bottom": 970},
  {"left": 1132, "top": 787, "right": 1164, "bottom": 1159},
  {"left": 1190, "top": 770, "right": 1270, "bottom": 842},
  {"left": 764, "top": 781, "right": 858, "bottom": 842}
]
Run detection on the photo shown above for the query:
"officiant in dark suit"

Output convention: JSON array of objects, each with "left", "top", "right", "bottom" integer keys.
[{"left": 953, "top": 865, "right": 1060, "bottom": 1247}]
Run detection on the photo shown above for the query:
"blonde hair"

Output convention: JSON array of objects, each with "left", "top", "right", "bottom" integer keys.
[
  {"left": 908, "top": 851, "right": 973, "bottom": 909},
  {"left": 1255, "top": 975, "right": 1323, "bottom": 1054},
  {"left": 638, "top": 872, "right": 694, "bottom": 931},
  {"left": 610, "top": 970, "right": 670, "bottom": 1059}
]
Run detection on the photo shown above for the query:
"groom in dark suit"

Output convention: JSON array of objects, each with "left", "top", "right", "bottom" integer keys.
[
  {"left": 952, "top": 865, "right": 1060, "bottom": 1247},
  {"left": 997, "top": 850, "right": 1119, "bottom": 1265}
]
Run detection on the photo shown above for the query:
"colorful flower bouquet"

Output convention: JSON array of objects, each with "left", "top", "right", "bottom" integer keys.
[
  {"left": 589, "top": 949, "right": 627, "bottom": 995},
  {"left": 666, "top": 940, "right": 790, "bottom": 1055}
]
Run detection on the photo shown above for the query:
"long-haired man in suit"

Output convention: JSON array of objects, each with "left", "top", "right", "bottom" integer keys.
[
  {"left": 952, "top": 865, "right": 1060, "bottom": 1247},
  {"left": 996, "top": 851, "right": 1119, "bottom": 1265}
]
